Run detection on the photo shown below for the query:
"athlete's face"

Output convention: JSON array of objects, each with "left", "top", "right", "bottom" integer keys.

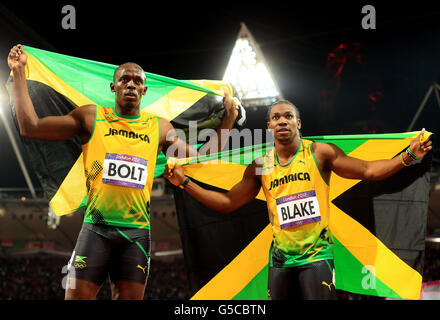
[
  {"left": 267, "top": 103, "right": 301, "bottom": 143},
  {"left": 111, "top": 66, "right": 147, "bottom": 110}
]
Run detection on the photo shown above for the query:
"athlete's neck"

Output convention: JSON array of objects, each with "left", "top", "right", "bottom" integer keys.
[
  {"left": 275, "top": 137, "right": 301, "bottom": 163},
  {"left": 114, "top": 104, "right": 140, "bottom": 117}
]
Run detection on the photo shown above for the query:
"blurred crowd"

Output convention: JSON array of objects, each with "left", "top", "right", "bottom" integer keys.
[
  {"left": 0, "top": 255, "right": 62, "bottom": 300},
  {"left": 0, "top": 255, "right": 189, "bottom": 300},
  {"left": 0, "top": 243, "right": 439, "bottom": 300}
]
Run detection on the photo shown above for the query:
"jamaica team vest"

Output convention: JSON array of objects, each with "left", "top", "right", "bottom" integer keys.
[
  {"left": 261, "top": 139, "right": 333, "bottom": 268},
  {"left": 82, "top": 105, "right": 160, "bottom": 229}
]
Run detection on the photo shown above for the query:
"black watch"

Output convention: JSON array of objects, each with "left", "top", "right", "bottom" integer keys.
[{"left": 179, "top": 177, "right": 190, "bottom": 189}]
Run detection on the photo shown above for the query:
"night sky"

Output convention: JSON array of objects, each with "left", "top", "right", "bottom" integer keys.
[{"left": 0, "top": 1, "right": 439, "bottom": 189}]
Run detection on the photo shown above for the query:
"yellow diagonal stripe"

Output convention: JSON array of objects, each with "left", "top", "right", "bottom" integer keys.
[
  {"left": 191, "top": 80, "right": 233, "bottom": 98},
  {"left": 145, "top": 80, "right": 232, "bottom": 120},
  {"left": 191, "top": 224, "right": 272, "bottom": 300},
  {"left": 145, "top": 87, "right": 207, "bottom": 121},
  {"left": 184, "top": 162, "right": 266, "bottom": 201},
  {"left": 329, "top": 137, "right": 412, "bottom": 201},
  {"left": 24, "top": 52, "right": 96, "bottom": 107},
  {"left": 50, "top": 153, "right": 86, "bottom": 216}
]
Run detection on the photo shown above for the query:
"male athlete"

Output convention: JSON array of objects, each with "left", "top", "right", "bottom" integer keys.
[
  {"left": 164, "top": 100, "right": 432, "bottom": 299},
  {"left": 8, "top": 44, "right": 239, "bottom": 300}
]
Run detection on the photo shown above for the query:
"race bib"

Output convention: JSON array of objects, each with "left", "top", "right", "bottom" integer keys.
[
  {"left": 102, "top": 153, "right": 147, "bottom": 189},
  {"left": 276, "top": 190, "right": 321, "bottom": 229}
]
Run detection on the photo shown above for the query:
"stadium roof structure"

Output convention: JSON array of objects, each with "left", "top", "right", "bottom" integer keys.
[{"left": 223, "top": 22, "right": 283, "bottom": 108}]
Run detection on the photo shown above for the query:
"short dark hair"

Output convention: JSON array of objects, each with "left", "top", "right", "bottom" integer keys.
[
  {"left": 113, "top": 62, "right": 146, "bottom": 82},
  {"left": 266, "top": 100, "right": 300, "bottom": 121}
]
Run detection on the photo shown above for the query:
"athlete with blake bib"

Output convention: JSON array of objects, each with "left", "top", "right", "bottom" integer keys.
[{"left": 164, "top": 100, "right": 432, "bottom": 300}]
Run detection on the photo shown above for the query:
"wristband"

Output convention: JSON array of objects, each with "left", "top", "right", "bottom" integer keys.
[
  {"left": 405, "top": 147, "right": 419, "bottom": 161},
  {"left": 400, "top": 152, "right": 411, "bottom": 167},
  {"left": 179, "top": 177, "right": 190, "bottom": 189}
]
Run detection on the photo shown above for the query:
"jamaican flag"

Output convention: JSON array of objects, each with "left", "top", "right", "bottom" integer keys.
[
  {"left": 173, "top": 132, "right": 433, "bottom": 300},
  {"left": 5, "top": 45, "right": 232, "bottom": 215}
]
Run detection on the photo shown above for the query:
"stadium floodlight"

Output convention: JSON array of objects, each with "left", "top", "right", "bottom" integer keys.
[{"left": 223, "top": 22, "right": 283, "bottom": 107}]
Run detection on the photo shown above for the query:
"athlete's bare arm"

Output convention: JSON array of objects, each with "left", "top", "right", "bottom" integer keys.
[
  {"left": 158, "top": 91, "right": 238, "bottom": 158},
  {"left": 157, "top": 119, "right": 197, "bottom": 157},
  {"left": 8, "top": 44, "right": 94, "bottom": 143},
  {"left": 163, "top": 160, "right": 262, "bottom": 214},
  {"left": 313, "top": 130, "right": 432, "bottom": 182}
]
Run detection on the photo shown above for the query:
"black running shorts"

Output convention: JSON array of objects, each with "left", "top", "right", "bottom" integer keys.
[
  {"left": 268, "top": 259, "right": 337, "bottom": 300},
  {"left": 67, "top": 223, "right": 151, "bottom": 286}
]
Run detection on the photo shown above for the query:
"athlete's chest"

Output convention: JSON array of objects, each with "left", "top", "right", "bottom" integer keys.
[
  {"left": 263, "top": 157, "right": 317, "bottom": 193},
  {"left": 263, "top": 159, "right": 325, "bottom": 230},
  {"left": 93, "top": 112, "right": 158, "bottom": 150},
  {"left": 84, "top": 114, "right": 159, "bottom": 191}
]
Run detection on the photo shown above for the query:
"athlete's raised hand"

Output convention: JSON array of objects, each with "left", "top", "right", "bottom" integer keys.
[
  {"left": 8, "top": 44, "right": 27, "bottom": 70},
  {"left": 409, "top": 129, "right": 432, "bottom": 160},
  {"left": 163, "top": 160, "right": 186, "bottom": 187}
]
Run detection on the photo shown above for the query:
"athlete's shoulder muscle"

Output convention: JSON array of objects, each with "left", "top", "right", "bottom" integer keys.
[{"left": 73, "top": 104, "right": 96, "bottom": 143}]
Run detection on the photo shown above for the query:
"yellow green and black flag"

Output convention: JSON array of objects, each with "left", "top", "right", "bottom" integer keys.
[
  {"left": 173, "top": 133, "right": 433, "bottom": 300},
  {"left": 5, "top": 45, "right": 232, "bottom": 215}
]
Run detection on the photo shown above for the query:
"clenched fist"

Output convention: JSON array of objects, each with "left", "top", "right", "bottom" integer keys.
[{"left": 8, "top": 44, "right": 27, "bottom": 71}]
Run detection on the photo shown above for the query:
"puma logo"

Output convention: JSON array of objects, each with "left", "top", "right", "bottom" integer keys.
[
  {"left": 321, "top": 281, "right": 333, "bottom": 291},
  {"left": 137, "top": 264, "right": 147, "bottom": 274}
]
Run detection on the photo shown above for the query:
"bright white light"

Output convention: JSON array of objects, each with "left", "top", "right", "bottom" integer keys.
[
  {"left": 426, "top": 237, "right": 440, "bottom": 243},
  {"left": 223, "top": 38, "right": 280, "bottom": 101}
]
